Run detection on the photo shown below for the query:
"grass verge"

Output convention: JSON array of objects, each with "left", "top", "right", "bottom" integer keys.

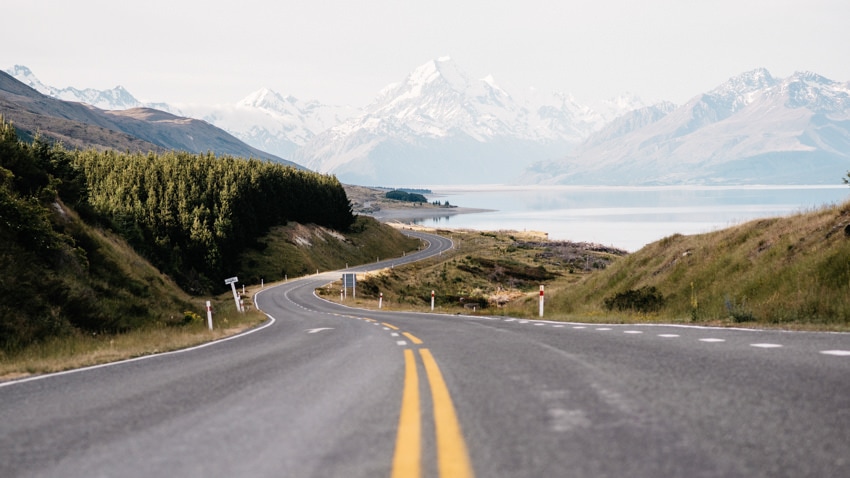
[
  {"left": 0, "top": 290, "right": 267, "bottom": 382},
  {"left": 319, "top": 202, "right": 850, "bottom": 332}
]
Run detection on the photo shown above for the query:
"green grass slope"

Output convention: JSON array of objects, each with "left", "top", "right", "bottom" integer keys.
[
  {"left": 239, "top": 216, "right": 422, "bottom": 284},
  {"left": 550, "top": 202, "right": 850, "bottom": 329}
]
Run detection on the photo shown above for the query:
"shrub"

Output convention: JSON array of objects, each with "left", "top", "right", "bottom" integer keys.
[
  {"left": 604, "top": 286, "right": 665, "bottom": 313},
  {"left": 725, "top": 296, "right": 756, "bottom": 323}
]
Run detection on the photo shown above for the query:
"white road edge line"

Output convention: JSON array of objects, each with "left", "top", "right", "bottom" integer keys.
[{"left": 0, "top": 313, "right": 277, "bottom": 388}]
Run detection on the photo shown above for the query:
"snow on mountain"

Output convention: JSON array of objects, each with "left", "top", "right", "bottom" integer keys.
[
  {"left": 293, "top": 57, "right": 612, "bottom": 185},
  {"left": 4, "top": 65, "right": 357, "bottom": 160},
  {"left": 5, "top": 65, "right": 51, "bottom": 94},
  {"left": 4, "top": 65, "right": 143, "bottom": 110},
  {"left": 521, "top": 69, "right": 850, "bottom": 185},
  {"left": 171, "top": 89, "right": 358, "bottom": 159}
]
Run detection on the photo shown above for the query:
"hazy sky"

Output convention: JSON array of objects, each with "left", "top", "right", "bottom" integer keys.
[{"left": 4, "top": 0, "right": 849, "bottom": 107}]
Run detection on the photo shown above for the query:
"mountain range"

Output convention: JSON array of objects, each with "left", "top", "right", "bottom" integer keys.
[
  {"left": 521, "top": 69, "right": 850, "bottom": 185},
  {"left": 0, "top": 68, "right": 293, "bottom": 166},
  {"left": 5, "top": 62, "right": 850, "bottom": 186},
  {"left": 291, "top": 57, "right": 632, "bottom": 185}
]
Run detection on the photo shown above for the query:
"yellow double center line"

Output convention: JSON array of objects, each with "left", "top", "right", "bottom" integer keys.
[{"left": 392, "top": 347, "right": 474, "bottom": 478}]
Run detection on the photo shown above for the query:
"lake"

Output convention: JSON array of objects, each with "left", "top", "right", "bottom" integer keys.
[{"left": 411, "top": 185, "right": 850, "bottom": 251}]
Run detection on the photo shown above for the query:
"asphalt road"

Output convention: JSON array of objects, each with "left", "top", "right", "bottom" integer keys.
[{"left": 1, "top": 231, "right": 849, "bottom": 477}]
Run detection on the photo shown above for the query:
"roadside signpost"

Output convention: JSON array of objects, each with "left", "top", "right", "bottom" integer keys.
[
  {"left": 342, "top": 273, "right": 356, "bottom": 299},
  {"left": 225, "top": 276, "right": 242, "bottom": 312}
]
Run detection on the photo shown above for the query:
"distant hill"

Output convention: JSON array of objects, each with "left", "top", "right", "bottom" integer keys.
[{"left": 0, "top": 71, "right": 299, "bottom": 167}]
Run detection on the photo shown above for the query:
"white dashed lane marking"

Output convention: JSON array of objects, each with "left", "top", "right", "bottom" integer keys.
[{"left": 464, "top": 317, "right": 850, "bottom": 358}]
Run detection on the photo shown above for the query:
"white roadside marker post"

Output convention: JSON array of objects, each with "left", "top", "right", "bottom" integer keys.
[
  {"left": 539, "top": 285, "right": 545, "bottom": 317},
  {"left": 206, "top": 301, "right": 213, "bottom": 331},
  {"left": 431, "top": 290, "right": 435, "bottom": 311},
  {"left": 379, "top": 292, "right": 383, "bottom": 309}
]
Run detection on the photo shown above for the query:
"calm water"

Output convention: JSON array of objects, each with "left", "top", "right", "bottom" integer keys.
[{"left": 413, "top": 185, "right": 850, "bottom": 251}]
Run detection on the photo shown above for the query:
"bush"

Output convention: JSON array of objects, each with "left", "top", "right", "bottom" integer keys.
[
  {"left": 725, "top": 296, "right": 756, "bottom": 322},
  {"left": 604, "top": 286, "right": 665, "bottom": 313},
  {"left": 385, "top": 190, "right": 427, "bottom": 203}
]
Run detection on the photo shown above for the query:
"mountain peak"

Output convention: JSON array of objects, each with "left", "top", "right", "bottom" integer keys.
[
  {"left": 712, "top": 68, "right": 777, "bottom": 97},
  {"left": 238, "top": 87, "right": 289, "bottom": 109},
  {"left": 789, "top": 70, "right": 833, "bottom": 85},
  {"left": 407, "top": 57, "right": 469, "bottom": 90},
  {"left": 4, "top": 64, "right": 51, "bottom": 94},
  {"left": 782, "top": 71, "right": 849, "bottom": 111},
  {"left": 8, "top": 64, "right": 33, "bottom": 76}
]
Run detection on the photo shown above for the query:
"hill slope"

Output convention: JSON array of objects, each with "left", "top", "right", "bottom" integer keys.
[
  {"left": 0, "top": 71, "right": 298, "bottom": 167},
  {"left": 550, "top": 201, "right": 850, "bottom": 328},
  {"left": 0, "top": 117, "right": 416, "bottom": 351}
]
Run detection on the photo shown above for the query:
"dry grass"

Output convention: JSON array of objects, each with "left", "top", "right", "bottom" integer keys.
[
  {"left": 323, "top": 202, "right": 850, "bottom": 331},
  {"left": 318, "top": 227, "right": 619, "bottom": 316},
  {"left": 0, "top": 292, "right": 267, "bottom": 382},
  {"left": 532, "top": 201, "right": 850, "bottom": 329},
  {"left": 0, "top": 217, "right": 421, "bottom": 381}
]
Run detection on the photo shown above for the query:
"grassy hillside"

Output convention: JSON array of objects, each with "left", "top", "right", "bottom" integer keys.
[
  {"left": 544, "top": 202, "right": 850, "bottom": 329},
  {"left": 0, "top": 115, "right": 416, "bottom": 364},
  {"left": 0, "top": 216, "right": 418, "bottom": 379},
  {"left": 319, "top": 228, "right": 625, "bottom": 313},
  {"left": 240, "top": 216, "right": 421, "bottom": 284},
  {"left": 328, "top": 203, "right": 850, "bottom": 331}
]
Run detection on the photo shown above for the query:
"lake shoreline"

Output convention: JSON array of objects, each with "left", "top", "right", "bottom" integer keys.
[{"left": 363, "top": 206, "right": 494, "bottom": 222}]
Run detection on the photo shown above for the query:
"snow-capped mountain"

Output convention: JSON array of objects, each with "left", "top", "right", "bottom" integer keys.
[
  {"left": 521, "top": 69, "right": 850, "bottom": 185},
  {"left": 3, "top": 65, "right": 356, "bottom": 160},
  {"left": 6, "top": 61, "right": 646, "bottom": 184},
  {"left": 5, "top": 65, "right": 144, "bottom": 110},
  {"left": 293, "top": 57, "right": 620, "bottom": 185},
  {"left": 169, "top": 89, "right": 358, "bottom": 159}
]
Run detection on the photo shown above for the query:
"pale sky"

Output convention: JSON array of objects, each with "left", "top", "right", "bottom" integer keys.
[{"left": 4, "top": 0, "right": 849, "bottom": 107}]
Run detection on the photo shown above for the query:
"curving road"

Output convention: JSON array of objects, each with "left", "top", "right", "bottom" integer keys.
[{"left": 1, "top": 231, "right": 849, "bottom": 477}]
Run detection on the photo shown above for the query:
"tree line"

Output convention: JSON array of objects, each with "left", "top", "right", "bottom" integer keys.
[
  {"left": 75, "top": 149, "right": 354, "bottom": 293},
  {"left": 1, "top": 114, "right": 355, "bottom": 347}
]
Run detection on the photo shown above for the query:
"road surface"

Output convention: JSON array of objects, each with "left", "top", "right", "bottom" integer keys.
[{"left": 1, "top": 231, "right": 848, "bottom": 477}]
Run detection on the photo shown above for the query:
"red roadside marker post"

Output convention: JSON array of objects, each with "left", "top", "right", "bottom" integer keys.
[{"left": 539, "top": 285, "right": 545, "bottom": 317}]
